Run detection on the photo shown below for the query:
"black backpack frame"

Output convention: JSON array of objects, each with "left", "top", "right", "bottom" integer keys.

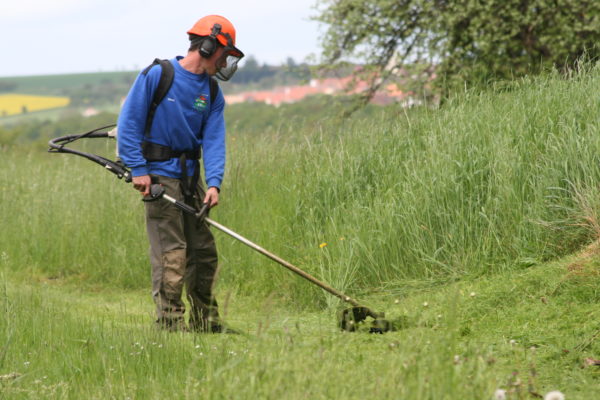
[{"left": 142, "top": 58, "right": 219, "bottom": 137}]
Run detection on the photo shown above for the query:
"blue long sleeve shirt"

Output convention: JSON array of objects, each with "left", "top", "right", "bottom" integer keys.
[{"left": 117, "top": 57, "right": 226, "bottom": 189}]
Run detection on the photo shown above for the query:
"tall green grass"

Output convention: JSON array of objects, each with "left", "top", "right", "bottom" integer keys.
[
  {"left": 221, "top": 67, "right": 600, "bottom": 303},
  {"left": 1, "top": 67, "right": 600, "bottom": 308},
  {"left": 287, "top": 70, "right": 600, "bottom": 286}
]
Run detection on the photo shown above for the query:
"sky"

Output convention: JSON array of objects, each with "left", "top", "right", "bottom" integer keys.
[{"left": 0, "top": 0, "right": 324, "bottom": 77}]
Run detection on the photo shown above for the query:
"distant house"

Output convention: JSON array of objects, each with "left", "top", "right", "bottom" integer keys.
[{"left": 81, "top": 107, "right": 100, "bottom": 117}]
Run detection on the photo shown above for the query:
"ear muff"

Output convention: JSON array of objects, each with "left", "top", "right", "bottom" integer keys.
[
  {"left": 199, "top": 36, "right": 216, "bottom": 58},
  {"left": 198, "top": 23, "right": 222, "bottom": 58}
]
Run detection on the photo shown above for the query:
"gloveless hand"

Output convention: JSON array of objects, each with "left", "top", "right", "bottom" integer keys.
[
  {"left": 133, "top": 175, "right": 152, "bottom": 196},
  {"left": 203, "top": 186, "right": 220, "bottom": 207}
]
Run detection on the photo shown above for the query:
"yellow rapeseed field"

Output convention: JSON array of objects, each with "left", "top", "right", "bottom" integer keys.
[{"left": 0, "top": 94, "right": 70, "bottom": 117}]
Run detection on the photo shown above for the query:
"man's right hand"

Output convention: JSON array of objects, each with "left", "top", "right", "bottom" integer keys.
[{"left": 132, "top": 175, "right": 152, "bottom": 196}]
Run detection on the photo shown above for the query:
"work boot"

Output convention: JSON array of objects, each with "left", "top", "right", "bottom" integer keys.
[
  {"left": 213, "top": 324, "right": 241, "bottom": 335},
  {"left": 155, "top": 317, "right": 189, "bottom": 333},
  {"left": 190, "top": 318, "right": 239, "bottom": 334}
]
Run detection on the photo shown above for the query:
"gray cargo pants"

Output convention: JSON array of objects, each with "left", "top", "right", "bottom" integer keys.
[{"left": 145, "top": 174, "right": 220, "bottom": 331}]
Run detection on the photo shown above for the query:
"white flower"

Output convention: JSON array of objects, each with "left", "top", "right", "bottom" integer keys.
[
  {"left": 470, "top": 292, "right": 476, "bottom": 297},
  {"left": 423, "top": 302, "right": 429, "bottom": 307},
  {"left": 493, "top": 389, "right": 507, "bottom": 400},
  {"left": 544, "top": 391, "right": 565, "bottom": 400}
]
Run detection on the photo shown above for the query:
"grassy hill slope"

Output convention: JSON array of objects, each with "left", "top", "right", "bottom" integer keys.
[{"left": 0, "top": 66, "right": 599, "bottom": 397}]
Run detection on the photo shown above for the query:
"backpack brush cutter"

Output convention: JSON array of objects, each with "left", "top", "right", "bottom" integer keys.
[{"left": 48, "top": 126, "right": 393, "bottom": 333}]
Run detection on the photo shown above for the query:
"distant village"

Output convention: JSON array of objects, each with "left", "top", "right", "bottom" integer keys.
[
  {"left": 80, "top": 77, "right": 419, "bottom": 117},
  {"left": 224, "top": 76, "right": 418, "bottom": 107}
]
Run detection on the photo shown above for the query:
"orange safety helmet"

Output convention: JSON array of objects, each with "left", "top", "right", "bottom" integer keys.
[{"left": 188, "top": 15, "right": 237, "bottom": 48}]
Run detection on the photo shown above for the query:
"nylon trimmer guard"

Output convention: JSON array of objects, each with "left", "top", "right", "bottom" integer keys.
[{"left": 339, "top": 307, "right": 393, "bottom": 333}]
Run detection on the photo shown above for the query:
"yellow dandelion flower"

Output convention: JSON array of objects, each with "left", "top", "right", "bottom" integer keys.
[{"left": 319, "top": 242, "right": 327, "bottom": 249}]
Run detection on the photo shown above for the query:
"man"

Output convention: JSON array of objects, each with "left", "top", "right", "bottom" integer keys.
[{"left": 117, "top": 15, "right": 244, "bottom": 332}]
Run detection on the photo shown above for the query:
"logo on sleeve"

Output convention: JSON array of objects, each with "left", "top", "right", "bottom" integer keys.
[{"left": 193, "top": 94, "right": 208, "bottom": 112}]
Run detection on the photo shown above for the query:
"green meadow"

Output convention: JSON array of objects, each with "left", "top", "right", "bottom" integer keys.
[
  {"left": 0, "top": 67, "right": 598, "bottom": 398},
  {"left": 0, "top": 71, "right": 137, "bottom": 96}
]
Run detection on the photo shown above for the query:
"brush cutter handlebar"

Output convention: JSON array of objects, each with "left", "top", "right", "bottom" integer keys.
[{"left": 48, "top": 125, "right": 131, "bottom": 182}]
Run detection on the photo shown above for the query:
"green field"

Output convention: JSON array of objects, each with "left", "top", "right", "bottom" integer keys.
[
  {"left": 0, "top": 71, "right": 137, "bottom": 96},
  {"left": 0, "top": 67, "right": 598, "bottom": 398}
]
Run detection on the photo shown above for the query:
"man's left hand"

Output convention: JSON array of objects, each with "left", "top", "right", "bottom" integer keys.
[{"left": 203, "top": 186, "right": 220, "bottom": 207}]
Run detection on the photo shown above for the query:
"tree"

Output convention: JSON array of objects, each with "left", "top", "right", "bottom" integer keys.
[
  {"left": 314, "top": 0, "right": 434, "bottom": 107},
  {"left": 314, "top": 0, "right": 600, "bottom": 104},
  {"left": 285, "top": 57, "right": 297, "bottom": 70},
  {"left": 437, "top": 0, "right": 600, "bottom": 90}
]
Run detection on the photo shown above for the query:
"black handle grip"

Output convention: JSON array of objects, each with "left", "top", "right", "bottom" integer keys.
[
  {"left": 142, "top": 184, "right": 165, "bottom": 202},
  {"left": 196, "top": 202, "right": 210, "bottom": 219}
]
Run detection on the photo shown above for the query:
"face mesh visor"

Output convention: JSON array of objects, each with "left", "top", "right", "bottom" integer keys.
[{"left": 215, "top": 53, "right": 242, "bottom": 81}]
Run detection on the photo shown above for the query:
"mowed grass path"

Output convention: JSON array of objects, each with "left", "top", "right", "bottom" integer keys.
[{"left": 0, "top": 248, "right": 598, "bottom": 399}]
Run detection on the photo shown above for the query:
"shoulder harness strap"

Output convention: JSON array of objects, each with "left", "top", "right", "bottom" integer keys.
[
  {"left": 199, "top": 77, "right": 220, "bottom": 141},
  {"left": 142, "top": 58, "right": 175, "bottom": 137},
  {"left": 209, "top": 77, "right": 219, "bottom": 104}
]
